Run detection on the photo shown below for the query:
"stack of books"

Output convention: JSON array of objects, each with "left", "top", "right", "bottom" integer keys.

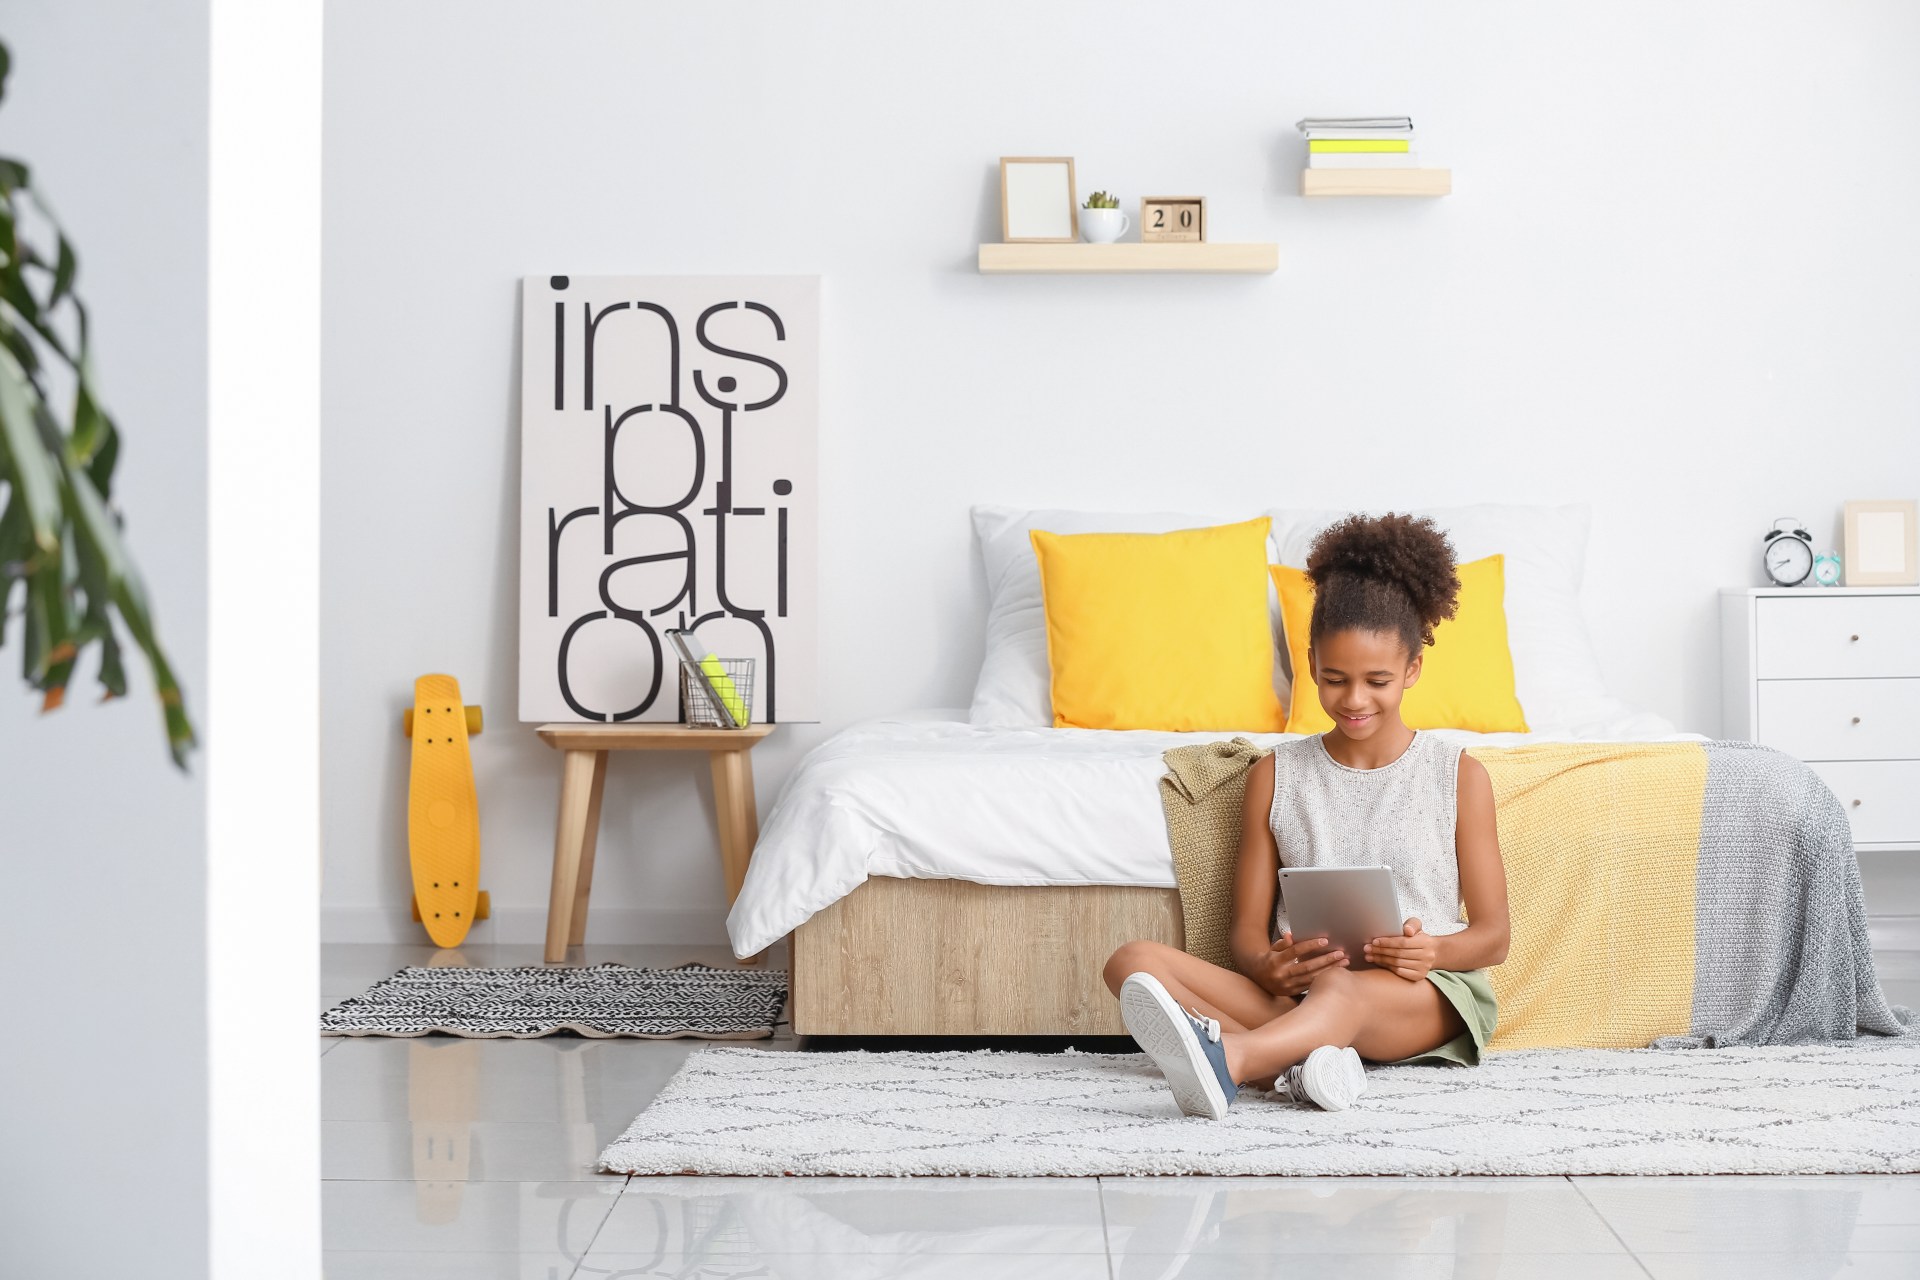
[{"left": 1297, "top": 116, "right": 1417, "bottom": 169}]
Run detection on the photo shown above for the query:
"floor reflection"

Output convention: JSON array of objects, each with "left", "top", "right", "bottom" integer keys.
[
  {"left": 1108, "top": 1181, "right": 1518, "bottom": 1274},
  {"left": 409, "top": 1038, "right": 481, "bottom": 1222},
  {"left": 579, "top": 1178, "right": 1104, "bottom": 1275}
]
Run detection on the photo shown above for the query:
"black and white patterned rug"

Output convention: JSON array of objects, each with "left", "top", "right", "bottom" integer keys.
[
  {"left": 320, "top": 962, "right": 788, "bottom": 1039},
  {"left": 599, "top": 1038, "right": 1920, "bottom": 1176}
]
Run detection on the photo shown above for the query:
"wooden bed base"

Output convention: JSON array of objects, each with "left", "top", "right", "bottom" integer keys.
[{"left": 790, "top": 877, "right": 1184, "bottom": 1036}]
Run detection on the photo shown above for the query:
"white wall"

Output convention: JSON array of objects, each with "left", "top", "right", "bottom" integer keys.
[
  {"left": 0, "top": 2, "right": 210, "bottom": 1273},
  {"left": 322, "top": 0, "right": 1920, "bottom": 943}
]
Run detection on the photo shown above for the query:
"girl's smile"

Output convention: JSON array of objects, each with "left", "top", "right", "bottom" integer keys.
[{"left": 1310, "top": 628, "right": 1423, "bottom": 764}]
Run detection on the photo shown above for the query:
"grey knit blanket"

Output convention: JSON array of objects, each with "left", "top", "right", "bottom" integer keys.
[{"left": 1651, "top": 741, "right": 1913, "bottom": 1047}]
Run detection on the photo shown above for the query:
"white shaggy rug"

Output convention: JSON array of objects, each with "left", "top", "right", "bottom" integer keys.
[{"left": 598, "top": 1039, "right": 1920, "bottom": 1177}]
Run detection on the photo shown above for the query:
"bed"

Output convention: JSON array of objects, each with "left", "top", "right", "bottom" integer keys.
[
  {"left": 727, "top": 709, "right": 1698, "bottom": 1036},
  {"left": 726, "top": 502, "right": 1912, "bottom": 1043}
]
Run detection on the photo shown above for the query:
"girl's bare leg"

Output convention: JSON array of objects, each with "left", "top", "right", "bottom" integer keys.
[
  {"left": 1218, "top": 967, "right": 1465, "bottom": 1084},
  {"left": 1102, "top": 940, "right": 1299, "bottom": 1087}
]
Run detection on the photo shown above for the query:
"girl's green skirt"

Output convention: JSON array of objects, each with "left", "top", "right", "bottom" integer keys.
[{"left": 1384, "top": 967, "right": 1498, "bottom": 1067}]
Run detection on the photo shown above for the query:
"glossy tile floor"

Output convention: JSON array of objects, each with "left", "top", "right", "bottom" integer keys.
[{"left": 323, "top": 941, "right": 1920, "bottom": 1279}]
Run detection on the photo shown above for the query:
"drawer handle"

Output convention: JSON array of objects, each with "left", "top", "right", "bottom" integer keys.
[
  {"left": 1852, "top": 798, "right": 1862, "bottom": 807},
  {"left": 1850, "top": 634, "right": 1861, "bottom": 642},
  {"left": 1852, "top": 716, "right": 1863, "bottom": 725}
]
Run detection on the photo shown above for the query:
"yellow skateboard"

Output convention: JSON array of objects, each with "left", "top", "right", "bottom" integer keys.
[{"left": 403, "top": 674, "right": 489, "bottom": 947}]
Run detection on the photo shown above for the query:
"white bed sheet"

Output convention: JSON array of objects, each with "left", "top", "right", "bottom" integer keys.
[{"left": 726, "top": 704, "right": 1700, "bottom": 957}]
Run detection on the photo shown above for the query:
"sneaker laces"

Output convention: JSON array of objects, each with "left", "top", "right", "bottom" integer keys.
[
  {"left": 1183, "top": 1006, "right": 1222, "bottom": 1043},
  {"left": 1284, "top": 1062, "right": 1309, "bottom": 1104}
]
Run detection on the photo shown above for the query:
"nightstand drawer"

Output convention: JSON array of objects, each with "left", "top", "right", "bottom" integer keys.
[
  {"left": 1756, "top": 678, "right": 1920, "bottom": 760},
  {"left": 1807, "top": 761, "right": 1920, "bottom": 845},
  {"left": 1757, "top": 595, "right": 1920, "bottom": 679}
]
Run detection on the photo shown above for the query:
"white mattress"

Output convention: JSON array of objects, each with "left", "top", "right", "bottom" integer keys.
[{"left": 726, "top": 705, "right": 1699, "bottom": 957}]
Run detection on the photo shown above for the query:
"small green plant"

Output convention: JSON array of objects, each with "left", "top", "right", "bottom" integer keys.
[
  {"left": 0, "top": 40, "right": 196, "bottom": 768},
  {"left": 1082, "top": 191, "right": 1119, "bottom": 210}
]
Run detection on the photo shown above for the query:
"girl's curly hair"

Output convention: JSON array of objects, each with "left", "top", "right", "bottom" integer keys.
[{"left": 1306, "top": 512, "right": 1461, "bottom": 656}]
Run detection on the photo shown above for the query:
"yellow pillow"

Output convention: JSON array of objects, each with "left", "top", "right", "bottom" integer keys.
[
  {"left": 1271, "top": 555, "right": 1529, "bottom": 735},
  {"left": 1031, "top": 517, "right": 1285, "bottom": 732}
]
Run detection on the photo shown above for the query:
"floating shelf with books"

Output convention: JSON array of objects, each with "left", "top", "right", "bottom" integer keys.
[
  {"left": 1296, "top": 115, "right": 1450, "bottom": 197},
  {"left": 1301, "top": 168, "right": 1451, "bottom": 197},
  {"left": 976, "top": 242, "right": 1278, "bottom": 275}
]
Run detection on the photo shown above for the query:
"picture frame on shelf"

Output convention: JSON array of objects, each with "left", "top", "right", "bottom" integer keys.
[
  {"left": 1000, "top": 157, "right": 1078, "bottom": 243},
  {"left": 1843, "top": 499, "right": 1919, "bottom": 586}
]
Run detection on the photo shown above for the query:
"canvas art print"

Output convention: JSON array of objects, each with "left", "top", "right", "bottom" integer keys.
[{"left": 519, "top": 275, "right": 818, "bottom": 723}]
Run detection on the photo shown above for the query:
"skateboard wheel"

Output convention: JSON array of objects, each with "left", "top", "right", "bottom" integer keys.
[
  {"left": 475, "top": 890, "right": 491, "bottom": 921},
  {"left": 402, "top": 708, "right": 414, "bottom": 738}
]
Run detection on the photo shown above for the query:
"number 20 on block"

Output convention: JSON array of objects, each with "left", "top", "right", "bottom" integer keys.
[{"left": 1140, "top": 197, "right": 1206, "bottom": 243}]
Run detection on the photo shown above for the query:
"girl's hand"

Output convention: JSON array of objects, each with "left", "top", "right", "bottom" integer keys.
[
  {"left": 1253, "top": 929, "right": 1349, "bottom": 999},
  {"left": 1364, "top": 917, "right": 1439, "bottom": 981}
]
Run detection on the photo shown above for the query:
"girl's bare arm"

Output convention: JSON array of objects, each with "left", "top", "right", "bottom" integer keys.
[
  {"left": 1434, "top": 752, "right": 1511, "bottom": 971},
  {"left": 1228, "top": 753, "right": 1281, "bottom": 973},
  {"left": 1233, "top": 752, "right": 1352, "bottom": 996}
]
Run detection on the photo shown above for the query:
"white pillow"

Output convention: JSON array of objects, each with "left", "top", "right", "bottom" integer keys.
[
  {"left": 1265, "top": 504, "right": 1610, "bottom": 731},
  {"left": 969, "top": 506, "right": 1279, "bottom": 728}
]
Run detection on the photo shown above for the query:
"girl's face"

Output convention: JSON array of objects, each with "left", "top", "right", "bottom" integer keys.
[{"left": 1308, "top": 628, "right": 1422, "bottom": 741}]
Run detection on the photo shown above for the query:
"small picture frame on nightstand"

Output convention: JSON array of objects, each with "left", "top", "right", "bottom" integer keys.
[{"left": 1843, "top": 499, "right": 1919, "bottom": 586}]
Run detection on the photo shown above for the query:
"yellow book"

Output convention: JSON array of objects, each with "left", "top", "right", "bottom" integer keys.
[
  {"left": 699, "top": 653, "right": 750, "bottom": 726},
  {"left": 1309, "top": 139, "right": 1411, "bottom": 153}
]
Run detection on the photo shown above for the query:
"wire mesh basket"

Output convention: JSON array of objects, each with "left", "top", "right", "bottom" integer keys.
[{"left": 679, "top": 657, "right": 755, "bottom": 729}]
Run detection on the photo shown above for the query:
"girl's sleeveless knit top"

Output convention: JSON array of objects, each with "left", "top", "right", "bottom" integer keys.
[{"left": 1267, "top": 730, "right": 1469, "bottom": 940}]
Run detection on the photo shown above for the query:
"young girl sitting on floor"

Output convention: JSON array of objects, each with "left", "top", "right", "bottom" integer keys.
[{"left": 1106, "top": 512, "right": 1511, "bottom": 1120}]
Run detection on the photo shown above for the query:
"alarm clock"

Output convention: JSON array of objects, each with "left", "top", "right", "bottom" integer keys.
[
  {"left": 1762, "top": 517, "right": 1813, "bottom": 586},
  {"left": 1813, "top": 552, "right": 1843, "bottom": 587}
]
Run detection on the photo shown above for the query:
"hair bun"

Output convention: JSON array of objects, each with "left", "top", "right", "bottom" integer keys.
[{"left": 1305, "top": 512, "right": 1461, "bottom": 645}]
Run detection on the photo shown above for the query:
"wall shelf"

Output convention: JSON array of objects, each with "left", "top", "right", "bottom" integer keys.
[
  {"left": 977, "top": 242, "right": 1278, "bottom": 275},
  {"left": 1301, "top": 169, "right": 1451, "bottom": 198}
]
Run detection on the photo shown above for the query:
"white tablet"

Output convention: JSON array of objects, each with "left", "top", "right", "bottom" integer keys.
[{"left": 1276, "top": 866, "right": 1403, "bottom": 973}]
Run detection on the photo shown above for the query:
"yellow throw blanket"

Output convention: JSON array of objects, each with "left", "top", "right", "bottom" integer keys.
[
  {"left": 1158, "top": 739, "right": 1827, "bottom": 1050},
  {"left": 1470, "top": 742, "right": 1701, "bottom": 1048}
]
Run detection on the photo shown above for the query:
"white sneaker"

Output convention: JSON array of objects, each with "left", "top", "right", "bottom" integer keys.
[
  {"left": 1119, "top": 972, "right": 1239, "bottom": 1121},
  {"left": 1284, "top": 1045, "right": 1366, "bottom": 1111}
]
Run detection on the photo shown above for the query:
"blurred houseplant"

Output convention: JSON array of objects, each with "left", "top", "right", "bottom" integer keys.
[
  {"left": 1078, "top": 190, "right": 1129, "bottom": 245},
  {"left": 0, "top": 40, "right": 195, "bottom": 768}
]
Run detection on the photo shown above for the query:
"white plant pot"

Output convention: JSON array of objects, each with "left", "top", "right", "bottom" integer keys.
[{"left": 1080, "top": 207, "right": 1130, "bottom": 244}]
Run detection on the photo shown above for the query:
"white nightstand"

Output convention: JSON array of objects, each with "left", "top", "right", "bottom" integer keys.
[{"left": 1720, "top": 586, "right": 1920, "bottom": 852}]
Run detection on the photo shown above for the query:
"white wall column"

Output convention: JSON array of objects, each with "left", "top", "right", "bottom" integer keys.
[{"left": 208, "top": 1, "right": 323, "bottom": 1273}]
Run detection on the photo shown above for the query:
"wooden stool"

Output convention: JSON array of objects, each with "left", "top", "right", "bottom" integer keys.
[{"left": 535, "top": 723, "right": 776, "bottom": 964}]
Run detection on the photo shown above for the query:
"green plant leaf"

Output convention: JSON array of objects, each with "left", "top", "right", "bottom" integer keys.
[
  {"left": 2, "top": 255, "right": 80, "bottom": 367},
  {"left": 68, "top": 497, "right": 124, "bottom": 701},
  {"left": 23, "top": 538, "right": 70, "bottom": 687},
  {"left": 0, "top": 344, "right": 61, "bottom": 556},
  {"left": 95, "top": 626, "right": 126, "bottom": 700},
  {"left": 0, "top": 486, "right": 24, "bottom": 647},
  {"left": 0, "top": 56, "right": 196, "bottom": 767},
  {"left": 70, "top": 370, "right": 110, "bottom": 466},
  {"left": 59, "top": 450, "right": 195, "bottom": 764},
  {"left": 0, "top": 315, "right": 46, "bottom": 388},
  {"left": 49, "top": 235, "right": 75, "bottom": 309}
]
